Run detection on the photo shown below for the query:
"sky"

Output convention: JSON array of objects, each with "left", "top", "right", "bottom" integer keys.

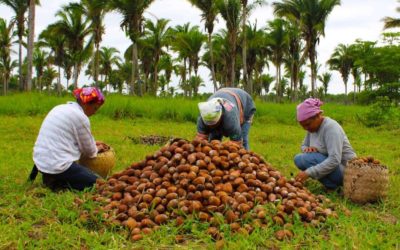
[{"left": 0, "top": 0, "right": 398, "bottom": 94}]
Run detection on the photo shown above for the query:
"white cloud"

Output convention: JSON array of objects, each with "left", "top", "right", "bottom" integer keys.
[{"left": 0, "top": 0, "right": 398, "bottom": 94}]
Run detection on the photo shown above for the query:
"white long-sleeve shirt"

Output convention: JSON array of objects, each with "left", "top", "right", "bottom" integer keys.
[
  {"left": 301, "top": 117, "right": 357, "bottom": 179},
  {"left": 33, "top": 102, "right": 97, "bottom": 174}
]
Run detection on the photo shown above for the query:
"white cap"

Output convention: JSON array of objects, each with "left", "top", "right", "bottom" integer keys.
[{"left": 198, "top": 98, "right": 223, "bottom": 125}]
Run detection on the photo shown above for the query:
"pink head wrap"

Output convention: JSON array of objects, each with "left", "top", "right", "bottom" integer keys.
[
  {"left": 73, "top": 87, "right": 105, "bottom": 105},
  {"left": 296, "top": 98, "right": 323, "bottom": 122}
]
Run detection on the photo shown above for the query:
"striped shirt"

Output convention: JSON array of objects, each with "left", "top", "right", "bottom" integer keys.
[{"left": 33, "top": 102, "right": 97, "bottom": 174}]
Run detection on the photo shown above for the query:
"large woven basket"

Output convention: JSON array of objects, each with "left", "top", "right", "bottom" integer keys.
[
  {"left": 79, "top": 148, "right": 116, "bottom": 178},
  {"left": 343, "top": 157, "right": 389, "bottom": 204}
]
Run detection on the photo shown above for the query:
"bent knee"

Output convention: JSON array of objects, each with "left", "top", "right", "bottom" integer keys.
[{"left": 294, "top": 153, "right": 305, "bottom": 169}]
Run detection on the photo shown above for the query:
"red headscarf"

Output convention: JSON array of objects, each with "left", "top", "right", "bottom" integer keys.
[{"left": 73, "top": 87, "right": 105, "bottom": 105}]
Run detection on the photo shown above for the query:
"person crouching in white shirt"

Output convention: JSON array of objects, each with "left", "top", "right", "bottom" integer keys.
[{"left": 30, "top": 87, "right": 106, "bottom": 191}]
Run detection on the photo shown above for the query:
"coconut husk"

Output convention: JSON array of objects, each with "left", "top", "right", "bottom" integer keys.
[
  {"left": 80, "top": 148, "right": 116, "bottom": 178},
  {"left": 343, "top": 157, "right": 389, "bottom": 204}
]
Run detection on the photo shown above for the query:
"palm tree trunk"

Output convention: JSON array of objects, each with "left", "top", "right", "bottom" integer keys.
[
  {"left": 73, "top": 63, "right": 79, "bottom": 88},
  {"left": 26, "top": 0, "right": 35, "bottom": 92},
  {"left": 18, "top": 38, "right": 23, "bottom": 91},
  {"left": 39, "top": 76, "right": 42, "bottom": 92},
  {"left": 94, "top": 43, "right": 100, "bottom": 86},
  {"left": 309, "top": 48, "right": 316, "bottom": 97},
  {"left": 57, "top": 66, "right": 61, "bottom": 95},
  {"left": 130, "top": 43, "right": 138, "bottom": 95},
  {"left": 208, "top": 33, "right": 218, "bottom": 92},
  {"left": 242, "top": 7, "right": 248, "bottom": 93},
  {"left": 3, "top": 76, "right": 7, "bottom": 95}
]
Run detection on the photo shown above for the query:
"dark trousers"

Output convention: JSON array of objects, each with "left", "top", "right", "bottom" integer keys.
[{"left": 36, "top": 162, "right": 98, "bottom": 191}]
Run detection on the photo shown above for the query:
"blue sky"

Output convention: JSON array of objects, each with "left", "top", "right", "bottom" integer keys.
[{"left": 0, "top": 0, "right": 398, "bottom": 94}]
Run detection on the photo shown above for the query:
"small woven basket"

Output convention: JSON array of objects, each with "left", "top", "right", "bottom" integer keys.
[
  {"left": 343, "top": 157, "right": 389, "bottom": 204},
  {"left": 79, "top": 148, "right": 116, "bottom": 178}
]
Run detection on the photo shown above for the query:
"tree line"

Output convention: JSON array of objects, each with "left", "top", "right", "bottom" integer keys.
[{"left": 0, "top": 0, "right": 399, "bottom": 103}]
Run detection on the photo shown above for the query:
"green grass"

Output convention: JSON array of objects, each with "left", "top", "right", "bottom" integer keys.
[{"left": 0, "top": 93, "right": 399, "bottom": 249}]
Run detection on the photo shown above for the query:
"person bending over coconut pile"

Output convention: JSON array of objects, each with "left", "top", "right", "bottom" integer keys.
[
  {"left": 294, "top": 98, "right": 357, "bottom": 191},
  {"left": 196, "top": 88, "right": 256, "bottom": 150},
  {"left": 29, "top": 87, "right": 106, "bottom": 191}
]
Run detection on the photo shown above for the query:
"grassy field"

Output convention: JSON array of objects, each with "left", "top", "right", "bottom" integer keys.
[{"left": 0, "top": 93, "right": 399, "bottom": 249}]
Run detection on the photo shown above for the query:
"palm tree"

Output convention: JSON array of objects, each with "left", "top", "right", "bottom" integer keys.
[
  {"left": 273, "top": 0, "right": 340, "bottom": 96},
  {"left": 265, "top": 18, "right": 289, "bottom": 101},
  {"left": 80, "top": 0, "right": 108, "bottom": 86},
  {"left": 33, "top": 47, "right": 47, "bottom": 91},
  {"left": 98, "top": 46, "right": 121, "bottom": 90},
  {"left": 188, "top": 0, "right": 218, "bottom": 91},
  {"left": 327, "top": 43, "right": 352, "bottom": 97},
  {"left": 158, "top": 54, "right": 175, "bottom": 90},
  {"left": 38, "top": 26, "right": 67, "bottom": 95},
  {"left": 109, "top": 0, "right": 155, "bottom": 95},
  {"left": 0, "top": 17, "right": 16, "bottom": 95},
  {"left": 383, "top": 1, "right": 400, "bottom": 29},
  {"left": 42, "top": 65, "right": 58, "bottom": 92},
  {"left": 0, "top": 0, "right": 28, "bottom": 90},
  {"left": 242, "top": 22, "right": 266, "bottom": 95},
  {"left": 142, "top": 18, "right": 170, "bottom": 95},
  {"left": 26, "top": 0, "right": 40, "bottom": 91},
  {"left": 216, "top": 0, "right": 242, "bottom": 87},
  {"left": 318, "top": 71, "right": 331, "bottom": 96},
  {"left": 53, "top": 4, "right": 93, "bottom": 88},
  {"left": 189, "top": 75, "right": 204, "bottom": 96}
]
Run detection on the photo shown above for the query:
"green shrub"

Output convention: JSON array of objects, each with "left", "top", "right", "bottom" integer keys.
[{"left": 357, "top": 96, "right": 400, "bottom": 127}]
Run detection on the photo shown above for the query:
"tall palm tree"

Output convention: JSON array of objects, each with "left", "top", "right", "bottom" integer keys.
[
  {"left": 216, "top": 0, "right": 242, "bottom": 87},
  {"left": 98, "top": 46, "right": 121, "bottom": 90},
  {"left": 188, "top": 0, "right": 218, "bottom": 91},
  {"left": 240, "top": 0, "right": 265, "bottom": 93},
  {"left": 383, "top": 0, "right": 400, "bottom": 29},
  {"left": 80, "top": 0, "right": 108, "bottom": 86},
  {"left": 170, "top": 24, "right": 193, "bottom": 96},
  {"left": 318, "top": 71, "right": 331, "bottom": 96},
  {"left": 26, "top": 0, "right": 40, "bottom": 91},
  {"left": 273, "top": 0, "right": 340, "bottom": 96},
  {"left": 33, "top": 47, "right": 47, "bottom": 91},
  {"left": 0, "top": 18, "right": 16, "bottom": 95},
  {"left": 38, "top": 26, "right": 67, "bottom": 95},
  {"left": 265, "top": 18, "right": 289, "bottom": 101},
  {"left": 142, "top": 18, "right": 170, "bottom": 95},
  {"left": 0, "top": 0, "right": 28, "bottom": 90},
  {"left": 327, "top": 43, "right": 352, "bottom": 97},
  {"left": 109, "top": 0, "right": 155, "bottom": 95},
  {"left": 242, "top": 22, "right": 266, "bottom": 95},
  {"left": 53, "top": 4, "right": 93, "bottom": 88}
]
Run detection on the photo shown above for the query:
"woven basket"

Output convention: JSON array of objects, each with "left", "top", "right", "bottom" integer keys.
[
  {"left": 79, "top": 148, "right": 116, "bottom": 178},
  {"left": 343, "top": 159, "right": 389, "bottom": 204}
]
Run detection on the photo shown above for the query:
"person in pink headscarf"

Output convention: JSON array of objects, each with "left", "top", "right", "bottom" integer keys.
[
  {"left": 30, "top": 87, "right": 106, "bottom": 191},
  {"left": 293, "top": 98, "right": 356, "bottom": 191}
]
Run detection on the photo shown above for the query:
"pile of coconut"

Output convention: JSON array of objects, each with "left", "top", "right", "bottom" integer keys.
[{"left": 91, "top": 139, "right": 336, "bottom": 241}]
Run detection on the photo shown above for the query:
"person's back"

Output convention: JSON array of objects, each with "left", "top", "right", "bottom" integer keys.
[
  {"left": 196, "top": 88, "right": 256, "bottom": 149},
  {"left": 33, "top": 102, "right": 96, "bottom": 174}
]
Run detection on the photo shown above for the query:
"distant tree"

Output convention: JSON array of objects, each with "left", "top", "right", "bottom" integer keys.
[
  {"left": 383, "top": 0, "right": 400, "bottom": 29},
  {"left": 216, "top": 0, "right": 242, "bottom": 87},
  {"left": 327, "top": 43, "right": 352, "bottom": 97},
  {"left": 109, "top": 0, "right": 155, "bottom": 95},
  {"left": 0, "top": 0, "right": 28, "bottom": 90},
  {"left": 33, "top": 48, "right": 47, "bottom": 91},
  {"left": 0, "top": 18, "right": 16, "bottom": 95},
  {"left": 188, "top": 0, "right": 218, "bottom": 91},
  {"left": 273, "top": 0, "right": 340, "bottom": 96},
  {"left": 318, "top": 71, "right": 331, "bottom": 96}
]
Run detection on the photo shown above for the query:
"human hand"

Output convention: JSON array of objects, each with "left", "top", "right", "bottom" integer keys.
[
  {"left": 295, "top": 171, "right": 309, "bottom": 183},
  {"left": 96, "top": 141, "right": 109, "bottom": 153},
  {"left": 303, "top": 147, "right": 318, "bottom": 153}
]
